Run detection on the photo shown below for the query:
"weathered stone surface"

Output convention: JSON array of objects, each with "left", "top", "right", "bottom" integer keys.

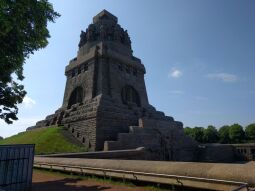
[
  {"left": 104, "top": 118, "right": 198, "bottom": 161},
  {"left": 198, "top": 144, "right": 236, "bottom": 163},
  {"left": 28, "top": 10, "right": 199, "bottom": 161}
]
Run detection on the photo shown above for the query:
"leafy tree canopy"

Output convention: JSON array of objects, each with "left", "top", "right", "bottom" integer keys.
[
  {"left": 204, "top": 125, "right": 219, "bottom": 143},
  {"left": 229, "top": 123, "right": 245, "bottom": 143},
  {"left": 0, "top": 0, "right": 60, "bottom": 124},
  {"left": 0, "top": 136, "right": 3, "bottom": 140},
  {"left": 190, "top": 127, "right": 205, "bottom": 143},
  {"left": 218, "top": 125, "right": 230, "bottom": 143},
  {"left": 245, "top": 123, "right": 255, "bottom": 140},
  {"left": 184, "top": 127, "right": 193, "bottom": 136},
  {"left": 185, "top": 123, "right": 255, "bottom": 144}
]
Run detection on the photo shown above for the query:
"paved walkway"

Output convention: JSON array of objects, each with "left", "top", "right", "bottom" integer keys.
[{"left": 32, "top": 170, "right": 150, "bottom": 191}]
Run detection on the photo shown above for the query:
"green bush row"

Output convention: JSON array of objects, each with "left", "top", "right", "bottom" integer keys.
[{"left": 184, "top": 123, "right": 255, "bottom": 144}]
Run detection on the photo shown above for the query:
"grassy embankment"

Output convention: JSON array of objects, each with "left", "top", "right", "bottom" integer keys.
[{"left": 0, "top": 126, "right": 86, "bottom": 154}]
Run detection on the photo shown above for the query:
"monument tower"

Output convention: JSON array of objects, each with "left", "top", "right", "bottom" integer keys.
[{"left": 31, "top": 10, "right": 197, "bottom": 161}]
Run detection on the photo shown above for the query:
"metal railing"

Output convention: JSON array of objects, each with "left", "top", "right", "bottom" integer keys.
[{"left": 34, "top": 161, "right": 254, "bottom": 191}]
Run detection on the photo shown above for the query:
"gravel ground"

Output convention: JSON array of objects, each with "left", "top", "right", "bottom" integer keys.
[{"left": 31, "top": 170, "right": 152, "bottom": 191}]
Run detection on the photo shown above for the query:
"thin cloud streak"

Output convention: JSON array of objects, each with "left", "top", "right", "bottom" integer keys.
[
  {"left": 169, "top": 90, "right": 184, "bottom": 95},
  {"left": 206, "top": 73, "right": 238, "bottom": 82}
]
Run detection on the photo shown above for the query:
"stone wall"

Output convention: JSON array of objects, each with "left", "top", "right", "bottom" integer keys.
[
  {"left": 106, "top": 56, "right": 149, "bottom": 107},
  {"left": 198, "top": 144, "right": 236, "bottom": 163},
  {"left": 62, "top": 52, "right": 96, "bottom": 108},
  {"left": 66, "top": 119, "right": 97, "bottom": 151},
  {"left": 104, "top": 117, "right": 198, "bottom": 162}
]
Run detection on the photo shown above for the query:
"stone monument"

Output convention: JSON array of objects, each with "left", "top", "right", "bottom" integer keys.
[{"left": 29, "top": 10, "right": 198, "bottom": 161}]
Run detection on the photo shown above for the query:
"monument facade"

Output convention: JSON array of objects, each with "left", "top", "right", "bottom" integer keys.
[{"left": 29, "top": 10, "right": 198, "bottom": 161}]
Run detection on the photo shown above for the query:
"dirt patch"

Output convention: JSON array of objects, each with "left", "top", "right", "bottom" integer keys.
[{"left": 32, "top": 170, "right": 151, "bottom": 191}]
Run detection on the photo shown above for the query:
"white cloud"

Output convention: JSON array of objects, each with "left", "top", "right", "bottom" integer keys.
[
  {"left": 206, "top": 73, "right": 237, "bottom": 83},
  {"left": 169, "top": 68, "right": 183, "bottom": 78},
  {"left": 169, "top": 90, "right": 184, "bottom": 95},
  {"left": 22, "top": 96, "right": 36, "bottom": 109}
]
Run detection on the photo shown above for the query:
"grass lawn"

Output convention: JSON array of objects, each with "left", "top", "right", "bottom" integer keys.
[{"left": 0, "top": 126, "right": 86, "bottom": 154}]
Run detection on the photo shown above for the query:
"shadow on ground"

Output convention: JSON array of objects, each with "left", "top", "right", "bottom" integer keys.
[{"left": 32, "top": 178, "right": 111, "bottom": 191}]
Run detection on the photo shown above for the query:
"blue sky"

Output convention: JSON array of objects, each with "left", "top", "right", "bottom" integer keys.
[{"left": 1, "top": 0, "right": 255, "bottom": 137}]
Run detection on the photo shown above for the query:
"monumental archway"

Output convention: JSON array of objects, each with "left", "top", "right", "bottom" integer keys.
[{"left": 68, "top": 86, "right": 83, "bottom": 108}]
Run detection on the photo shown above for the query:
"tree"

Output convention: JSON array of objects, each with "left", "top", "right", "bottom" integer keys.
[
  {"left": 184, "top": 127, "right": 193, "bottom": 137},
  {"left": 229, "top": 124, "right": 245, "bottom": 143},
  {"left": 204, "top": 125, "right": 219, "bottom": 143},
  {"left": 191, "top": 127, "right": 205, "bottom": 143},
  {"left": 0, "top": 0, "right": 60, "bottom": 124},
  {"left": 218, "top": 125, "right": 230, "bottom": 143},
  {"left": 0, "top": 136, "right": 3, "bottom": 140},
  {"left": 245, "top": 123, "right": 255, "bottom": 140}
]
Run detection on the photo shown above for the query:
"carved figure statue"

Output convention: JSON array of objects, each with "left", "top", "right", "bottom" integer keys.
[
  {"left": 87, "top": 25, "right": 94, "bottom": 41},
  {"left": 99, "top": 25, "right": 107, "bottom": 40},
  {"left": 78, "top": 30, "right": 87, "bottom": 48},
  {"left": 114, "top": 25, "right": 121, "bottom": 42}
]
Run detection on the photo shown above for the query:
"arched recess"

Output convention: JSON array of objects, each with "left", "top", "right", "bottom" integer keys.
[
  {"left": 68, "top": 86, "right": 83, "bottom": 109},
  {"left": 121, "top": 85, "right": 141, "bottom": 107}
]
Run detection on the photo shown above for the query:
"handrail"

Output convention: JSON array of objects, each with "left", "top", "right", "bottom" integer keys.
[{"left": 34, "top": 161, "right": 252, "bottom": 190}]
